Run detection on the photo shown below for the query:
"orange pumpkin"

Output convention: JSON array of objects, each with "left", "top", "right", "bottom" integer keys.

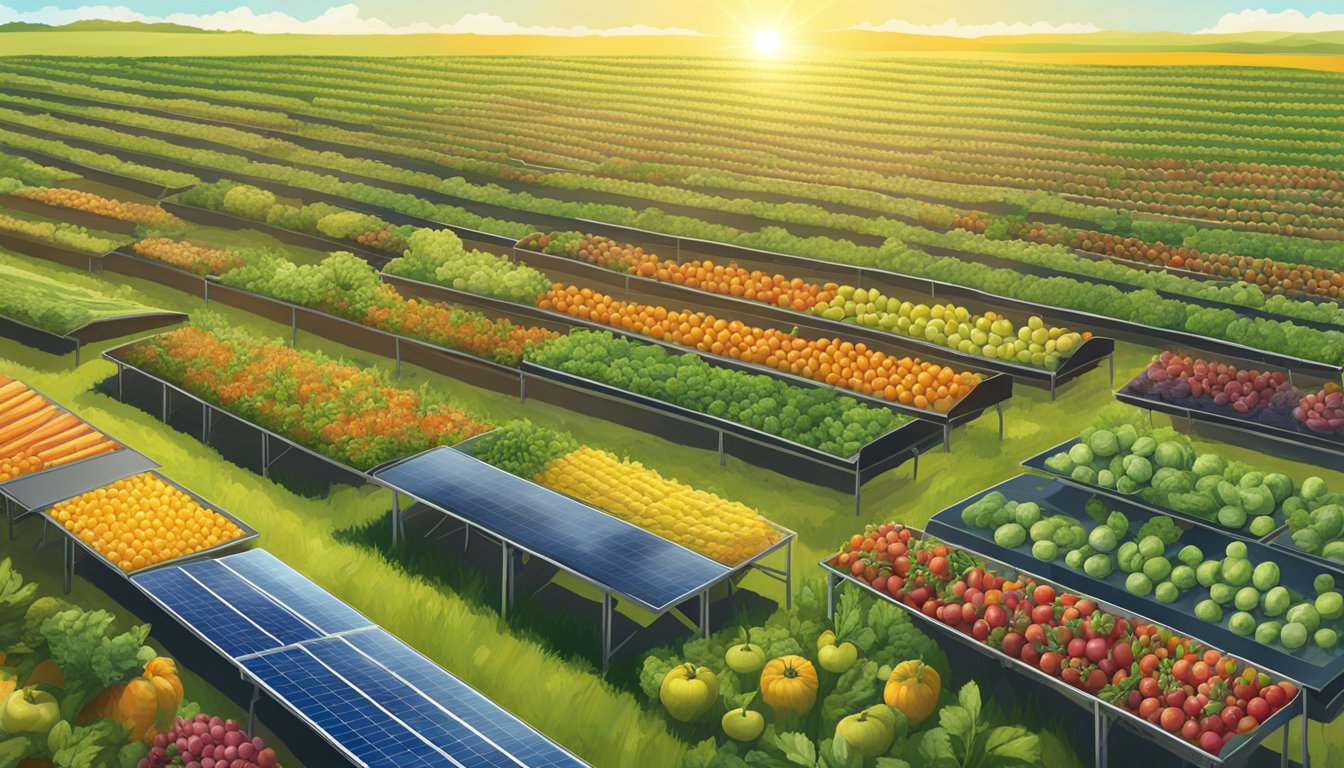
[
  {"left": 884, "top": 661, "right": 941, "bottom": 726},
  {"left": 78, "top": 657, "right": 184, "bottom": 743},
  {"left": 759, "top": 655, "right": 818, "bottom": 717},
  {"left": 23, "top": 660, "right": 63, "bottom": 689},
  {"left": 144, "top": 657, "right": 184, "bottom": 716}
]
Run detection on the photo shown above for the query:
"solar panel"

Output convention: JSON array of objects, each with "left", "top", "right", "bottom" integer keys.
[
  {"left": 217, "top": 549, "right": 373, "bottom": 634},
  {"left": 344, "top": 629, "right": 585, "bottom": 768},
  {"left": 132, "top": 566, "right": 282, "bottom": 658},
  {"left": 374, "top": 447, "right": 729, "bottom": 612},
  {"left": 243, "top": 644, "right": 454, "bottom": 768},
  {"left": 177, "top": 559, "right": 321, "bottom": 648}
]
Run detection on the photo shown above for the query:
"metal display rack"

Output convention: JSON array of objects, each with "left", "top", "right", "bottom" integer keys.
[
  {"left": 820, "top": 527, "right": 1307, "bottom": 768},
  {"left": 34, "top": 470, "right": 258, "bottom": 594},
  {"left": 925, "top": 474, "right": 1344, "bottom": 722},
  {"left": 1020, "top": 438, "right": 1288, "bottom": 544},
  {"left": 511, "top": 243, "right": 1115, "bottom": 395}
]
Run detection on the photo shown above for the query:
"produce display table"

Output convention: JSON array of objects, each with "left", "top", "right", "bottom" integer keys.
[
  {"left": 925, "top": 473, "right": 1344, "bottom": 723},
  {"left": 1021, "top": 438, "right": 1287, "bottom": 544},
  {"left": 1115, "top": 386, "right": 1344, "bottom": 472},
  {"left": 821, "top": 528, "right": 1306, "bottom": 768},
  {"left": 32, "top": 470, "right": 258, "bottom": 594}
]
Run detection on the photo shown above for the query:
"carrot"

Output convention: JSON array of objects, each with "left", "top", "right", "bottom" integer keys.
[
  {"left": 0, "top": 422, "right": 86, "bottom": 458},
  {"left": 0, "top": 374, "right": 12, "bottom": 387},
  {"left": 0, "top": 381, "right": 25, "bottom": 403},
  {"left": 0, "top": 406, "right": 56, "bottom": 449},
  {"left": 45, "top": 441, "right": 118, "bottom": 466},
  {"left": 37, "top": 431, "right": 105, "bottom": 461},
  {"left": 27, "top": 422, "right": 91, "bottom": 456},
  {"left": 0, "top": 394, "right": 45, "bottom": 429}
]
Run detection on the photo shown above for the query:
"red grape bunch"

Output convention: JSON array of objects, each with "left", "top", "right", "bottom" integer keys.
[{"left": 139, "top": 714, "right": 279, "bottom": 768}]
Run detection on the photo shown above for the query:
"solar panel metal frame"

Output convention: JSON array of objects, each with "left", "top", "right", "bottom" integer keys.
[{"left": 372, "top": 444, "right": 795, "bottom": 615}]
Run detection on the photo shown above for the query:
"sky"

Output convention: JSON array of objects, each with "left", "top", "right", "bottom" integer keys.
[{"left": 2, "top": 1, "right": 1344, "bottom": 36}]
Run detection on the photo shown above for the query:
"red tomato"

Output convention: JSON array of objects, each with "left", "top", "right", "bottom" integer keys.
[
  {"left": 972, "top": 619, "right": 990, "bottom": 642},
  {"left": 1189, "top": 661, "right": 1211, "bottom": 684},
  {"left": 1031, "top": 604, "right": 1055, "bottom": 625},
  {"left": 1263, "top": 684, "right": 1287, "bottom": 709},
  {"left": 1085, "top": 668, "right": 1108, "bottom": 692},
  {"left": 1160, "top": 707, "right": 1185, "bottom": 733},
  {"left": 1112, "top": 641, "right": 1135, "bottom": 669},
  {"left": 1138, "top": 677, "right": 1161, "bottom": 699},
  {"left": 985, "top": 605, "right": 1008, "bottom": 628},
  {"left": 1075, "top": 599, "right": 1097, "bottom": 616},
  {"left": 1181, "top": 719, "right": 1201, "bottom": 742},
  {"left": 849, "top": 534, "right": 863, "bottom": 551},
  {"left": 1246, "top": 698, "right": 1270, "bottom": 722},
  {"left": 1237, "top": 716, "right": 1258, "bottom": 735},
  {"left": 1182, "top": 696, "right": 1203, "bottom": 717},
  {"left": 1033, "top": 585, "right": 1056, "bottom": 606},
  {"left": 1199, "top": 731, "right": 1222, "bottom": 754},
  {"left": 1201, "top": 715, "right": 1225, "bottom": 735},
  {"left": 1061, "top": 667, "right": 1080, "bottom": 687},
  {"left": 1203, "top": 649, "right": 1222, "bottom": 667},
  {"left": 1001, "top": 632, "right": 1024, "bottom": 658},
  {"left": 966, "top": 569, "right": 983, "bottom": 590},
  {"left": 921, "top": 599, "right": 940, "bottom": 618},
  {"left": 960, "top": 603, "right": 978, "bottom": 624},
  {"left": 1165, "top": 689, "right": 1187, "bottom": 708},
  {"left": 1139, "top": 654, "right": 1161, "bottom": 676},
  {"left": 1278, "top": 681, "right": 1298, "bottom": 700},
  {"left": 1172, "top": 659, "right": 1191, "bottom": 683},
  {"left": 850, "top": 559, "right": 867, "bottom": 577},
  {"left": 1020, "top": 643, "right": 1042, "bottom": 667},
  {"left": 1039, "top": 652, "right": 1062, "bottom": 676},
  {"left": 886, "top": 576, "right": 905, "bottom": 598},
  {"left": 1138, "top": 697, "right": 1162, "bottom": 720},
  {"left": 871, "top": 576, "right": 888, "bottom": 593},
  {"left": 1221, "top": 706, "right": 1244, "bottom": 730}
]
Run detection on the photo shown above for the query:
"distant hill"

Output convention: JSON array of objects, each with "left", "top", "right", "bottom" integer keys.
[{"left": 0, "top": 20, "right": 230, "bottom": 34}]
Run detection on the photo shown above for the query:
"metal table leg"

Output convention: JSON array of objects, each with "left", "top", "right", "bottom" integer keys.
[
  {"left": 1302, "top": 695, "right": 1310, "bottom": 768},
  {"left": 500, "top": 544, "right": 511, "bottom": 620},
  {"left": 245, "top": 684, "right": 260, "bottom": 737},
  {"left": 784, "top": 538, "right": 793, "bottom": 611},
  {"left": 62, "top": 536, "right": 74, "bottom": 594},
  {"left": 826, "top": 570, "right": 837, "bottom": 621},
  {"left": 699, "top": 589, "right": 710, "bottom": 639},
  {"left": 601, "top": 592, "right": 613, "bottom": 673}
]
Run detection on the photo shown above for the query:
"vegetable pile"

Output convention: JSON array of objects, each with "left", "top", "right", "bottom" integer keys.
[
  {"left": 824, "top": 527, "right": 1300, "bottom": 756},
  {"left": 527, "top": 330, "right": 908, "bottom": 457},
  {"left": 0, "top": 374, "right": 121, "bottom": 481}
]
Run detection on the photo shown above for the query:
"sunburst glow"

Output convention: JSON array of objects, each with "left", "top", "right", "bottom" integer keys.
[{"left": 753, "top": 29, "right": 782, "bottom": 56}]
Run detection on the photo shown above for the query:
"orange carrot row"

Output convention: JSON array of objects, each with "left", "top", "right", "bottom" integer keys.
[{"left": 0, "top": 377, "right": 122, "bottom": 482}]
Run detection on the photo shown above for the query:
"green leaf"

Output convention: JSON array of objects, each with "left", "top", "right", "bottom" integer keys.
[
  {"left": 917, "top": 728, "right": 959, "bottom": 768},
  {"left": 958, "top": 680, "right": 982, "bottom": 725},
  {"left": 0, "top": 737, "right": 32, "bottom": 768},
  {"left": 744, "top": 750, "right": 792, "bottom": 768},
  {"left": 875, "top": 759, "right": 912, "bottom": 768},
  {"left": 824, "top": 737, "right": 864, "bottom": 768},
  {"left": 938, "top": 704, "right": 974, "bottom": 743},
  {"left": 982, "top": 726, "right": 1041, "bottom": 766},
  {"left": 774, "top": 731, "right": 818, "bottom": 767},
  {"left": 834, "top": 585, "right": 863, "bottom": 641},
  {"left": 684, "top": 738, "right": 721, "bottom": 768}
]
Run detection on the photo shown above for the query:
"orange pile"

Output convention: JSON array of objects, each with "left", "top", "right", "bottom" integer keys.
[
  {"left": 133, "top": 238, "right": 248, "bottom": 276},
  {"left": 50, "top": 473, "right": 243, "bottom": 573},
  {"left": 14, "top": 187, "right": 181, "bottom": 228},
  {"left": 0, "top": 375, "right": 121, "bottom": 481},
  {"left": 538, "top": 285, "right": 979, "bottom": 411},
  {"left": 631, "top": 258, "right": 825, "bottom": 312}
]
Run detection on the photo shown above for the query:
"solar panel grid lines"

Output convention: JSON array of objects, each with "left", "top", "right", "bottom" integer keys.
[
  {"left": 209, "top": 549, "right": 374, "bottom": 635},
  {"left": 373, "top": 446, "right": 731, "bottom": 612},
  {"left": 341, "top": 629, "right": 586, "bottom": 768},
  {"left": 242, "top": 644, "right": 458, "bottom": 768},
  {"left": 130, "top": 563, "right": 285, "bottom": 659}
]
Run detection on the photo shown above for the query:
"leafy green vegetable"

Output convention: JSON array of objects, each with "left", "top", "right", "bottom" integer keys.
[
  {"left": 40, "top": 609, "right": 155, "bottom": 701},
  {"left": 915, "top": 681, "right": 1040, "bottom": 768}
]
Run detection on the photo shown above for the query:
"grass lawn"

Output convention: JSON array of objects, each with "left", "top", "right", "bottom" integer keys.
[{"left": 2, "top": 245, "right": 1342, "bottom": 765}]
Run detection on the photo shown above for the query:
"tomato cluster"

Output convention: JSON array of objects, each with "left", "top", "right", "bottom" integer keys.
[{"left": 826, "top": 525, "right": 1299, "bottom": 755}]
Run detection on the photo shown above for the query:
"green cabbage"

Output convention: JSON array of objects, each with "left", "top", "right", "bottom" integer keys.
[
  {"left": 1087, "top": 429, "right": 1119, "bottom": 458},
  {"left": 1154, "top": 441, "right": 1190, "bottom": 470},
  {"left": 1238, "top": 486, "right": 1276, "bottom": 517},
  {"left": 1263, "top": 473, "right": 1294, "bottom": 504},
  {"left": 1122, "top": 455, "right": 1153, "bottom": 484},
  {"left": 1192, "top": 453, "right": 1227, "bottom": 478},
  {"left": 1130, "top": 436, "right": 1156, "bottom": 457}
]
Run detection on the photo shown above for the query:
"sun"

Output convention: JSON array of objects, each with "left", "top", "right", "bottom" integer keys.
[{"left": 752, "top": 29, "right": 782, "bottom": 56}]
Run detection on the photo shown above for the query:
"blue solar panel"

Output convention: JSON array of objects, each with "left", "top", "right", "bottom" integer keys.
[
  {"left": 217, "top": 549, "right": 372, "bottom": 634},
  {"left": 132, "top": 567, "right": 281, "bottom": 658},
  {"left": 243, "top": 644, "right": 453, "bottom": 768},
  {"left": 345, "top": 629, "right": 585, "bottom": 768},
  {"left": 178, "top": 559, "right": 321, "bottom": 648},
  {"left": 374, "top": 447, "right": 729, "bottom": 612}
]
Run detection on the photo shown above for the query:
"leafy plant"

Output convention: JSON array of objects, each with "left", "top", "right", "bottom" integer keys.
[{"left": 912, "top": 682, "right": 1039, "bottom": 768}]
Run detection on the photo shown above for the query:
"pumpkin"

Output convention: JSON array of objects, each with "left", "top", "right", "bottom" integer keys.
[
  {"left": 78, "top": 657, "right": 183, "bottom": 743},
  {"left": 883, "top": 661, "right": 940, "bottom": 726},
  {"left": 143, "top": 657, "right": 184, "bottom": 716},
  {"left": 23, "top": 660, "right": 63, "bottom": 689},
  {"left": 759, "top": 655, "right": 818, "bottom": 717}
]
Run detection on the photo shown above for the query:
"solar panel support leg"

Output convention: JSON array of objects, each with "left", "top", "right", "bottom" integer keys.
[
  {"left": 201, "top": 403, "right": 208, "bottom": 443},
  {"left": 601, "top": 592, "right": 612, "bottom": 673},
  {"left": 395, "top": 337, "right": 401, "bottom": 378},
  {"left": 500, "top": 544, "right": 510, "bottom": 620},
  {"left": 699, "top": 589, "right": 710, "bottom": 639},
  {"left": 391, "top": 493, "right": 400, "bottom": 547},
  {"left": 261, "top": 434, "right": 269, "bottom": 479},
  {"left": 290, "top": 307, "right": 297, "bottom": 346},
  {"left": 117, "top": 364, "right": 123, "bottom": 401},
  {"left": 507, "top": 546, "right": 515, "bottom": 611},
  {"left": 161, "top": 382, "right": 168, "bottom": 423},
  {"left": 62, "top": 536, "right": 73, "bottom": 595},
  {"left": 246, "top": 684, "right": 259, "bottom": 737}
]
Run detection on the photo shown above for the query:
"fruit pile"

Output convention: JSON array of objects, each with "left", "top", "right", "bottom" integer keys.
[
  {"left": 1127, "top": 351, "right": 1297, "bottom": 420},
  {"left": 537, "top": 446, "right": 781, "bottom": 565},
  {"left": 50, "top": 473, "right": 244, "bottom": 572},
  {"left": 538, "top": 284, "right": 981, "bottom": 411},
  {"left": 0, "top": 212, "right": 120, "bottom": 254},
  {"left": 825, "top": 525, "right": 1299, "bottom": 755},
  {"left": 1191, "top": 543, "right": 1344, "bottom": 651},
  {"left": 0, "top": 375, "right": 121, "bottom": 481},
  {"left": 132, "top": 238, "right": 248, "bottom": 277},
  {"left": 13, "top": 186, "right": 182, "bottom": 227},
  {"left": 1294, "top": 385, "right": 1344, "bottom": 435},
  {"left": 140, "top": 714, "right": 280, "bottom": 768},
  {"left": 522, "top": 230, "right": 1091, "bottom": 370}
]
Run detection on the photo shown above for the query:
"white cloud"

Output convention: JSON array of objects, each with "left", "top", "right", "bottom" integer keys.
[
  {"left": 1196, "top": 8, "right": 1344, "bottom": 34},
  {"left": 0, "top": 4, "right": 703, "bottom": 35},
  {"left": 848, "top": 17, "right": 1100, "bottom": 38}
]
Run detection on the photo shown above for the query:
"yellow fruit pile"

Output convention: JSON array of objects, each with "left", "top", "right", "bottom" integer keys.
[
  {"left": 535, "top": 446, "right": 780, "bottom": 565},
  {"left": 50, "top": 473, "right": 243, "bottom": 572}
]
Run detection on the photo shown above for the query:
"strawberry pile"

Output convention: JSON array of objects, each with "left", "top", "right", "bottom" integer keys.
[{"left": 826, "top": 524, "right": 1300, "bottom": 756}]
